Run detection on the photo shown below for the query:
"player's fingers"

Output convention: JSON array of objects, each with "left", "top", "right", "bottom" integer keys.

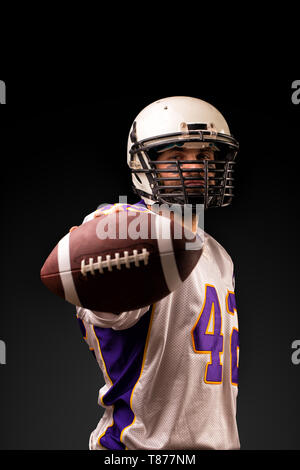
[
  {"left": 94, "top": 205, "right": 123, "bottom": 218},
  {"left": 69, "top": 226, "right": 79, "bottom": 233},
  {"left": 112, "top": 206, "right": 123, "bottom": 212}
]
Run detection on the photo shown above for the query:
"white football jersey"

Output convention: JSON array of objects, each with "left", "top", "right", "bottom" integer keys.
[{"left": 76, "top": 201, "right": 240, "bottom": 450}]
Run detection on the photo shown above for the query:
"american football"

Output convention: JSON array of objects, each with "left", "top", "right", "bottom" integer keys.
[{"left": 40, "top": 209, "right": 203, "bottom": 313}]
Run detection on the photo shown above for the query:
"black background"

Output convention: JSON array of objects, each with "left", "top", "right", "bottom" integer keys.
[{"left": 0, "top": 76, "right": 299, "bottom": 451}]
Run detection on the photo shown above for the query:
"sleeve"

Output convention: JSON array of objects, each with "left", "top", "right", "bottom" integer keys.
[{"left": 76, "top": 304, "right": 152, "bottom": 330}]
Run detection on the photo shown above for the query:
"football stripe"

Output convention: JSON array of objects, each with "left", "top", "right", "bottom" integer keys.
[
  {"left": 58, "top": 233, "right": 82, "bottom": 306},
  {"left": 155, "top": 215, "right": 182, "bottom": 292}
]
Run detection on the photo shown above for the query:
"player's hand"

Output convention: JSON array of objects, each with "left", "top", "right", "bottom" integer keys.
[
  {"left": 69, "top": 205, "right": 124, "bottom": 232},
  {"left": 93, "top": 204, "right": 124, "bottom": 218}
]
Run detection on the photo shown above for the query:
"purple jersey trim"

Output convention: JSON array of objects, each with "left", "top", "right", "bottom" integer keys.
[
  {"left": 136, "top": 199, "right": 147, "bottom": 208},
  {"left": 94, "top": 305, "right": 153, "bottom": 450},
  {"left": 96, "top": 200, "right": 148, "bottom": 212}
]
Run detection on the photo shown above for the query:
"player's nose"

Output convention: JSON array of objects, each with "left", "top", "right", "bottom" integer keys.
[{"left": 181, "top": 161, "right": 204, "bottom": 178}]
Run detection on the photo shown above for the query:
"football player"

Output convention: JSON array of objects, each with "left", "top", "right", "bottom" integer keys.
[{"left": 75, "top": 96, "right": 240, "bottom": 450}]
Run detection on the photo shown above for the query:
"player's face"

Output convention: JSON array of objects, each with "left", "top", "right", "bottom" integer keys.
[{"left": 154, "top": 147, "right": 215, "bottom": 194}]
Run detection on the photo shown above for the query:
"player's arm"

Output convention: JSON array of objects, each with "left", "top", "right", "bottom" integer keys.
[{"left": 76, "top": 304, "right": 153, "bottom": 329}]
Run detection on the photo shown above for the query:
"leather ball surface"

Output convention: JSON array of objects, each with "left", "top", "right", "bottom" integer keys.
[{"left": 40, "top": 210, "right": 203, "bottom": 313}]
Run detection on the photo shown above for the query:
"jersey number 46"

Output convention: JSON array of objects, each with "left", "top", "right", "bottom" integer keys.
[{"left": 191, "top": 284, "right": 239, "bottom": 386}]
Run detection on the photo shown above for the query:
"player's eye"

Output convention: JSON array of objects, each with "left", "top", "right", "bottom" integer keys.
[
  {"left": 161, "top": 155, "right": 181, "bottom": 168},
  {"left": 196, "top": 153, "right": 211, "bottom": 161}
]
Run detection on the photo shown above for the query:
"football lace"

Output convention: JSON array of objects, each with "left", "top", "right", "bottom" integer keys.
[{"left": 80, "top": 248, "right": 150, "bottom": 276}]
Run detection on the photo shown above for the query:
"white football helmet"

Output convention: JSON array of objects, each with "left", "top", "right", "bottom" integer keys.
[{"left": 127, "top": 96, "right": 239, "bottom": 209}]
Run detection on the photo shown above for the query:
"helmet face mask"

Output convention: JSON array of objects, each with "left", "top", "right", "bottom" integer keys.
[{"left": 127, "top": 97, "right": 239, "bottom": 210}]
